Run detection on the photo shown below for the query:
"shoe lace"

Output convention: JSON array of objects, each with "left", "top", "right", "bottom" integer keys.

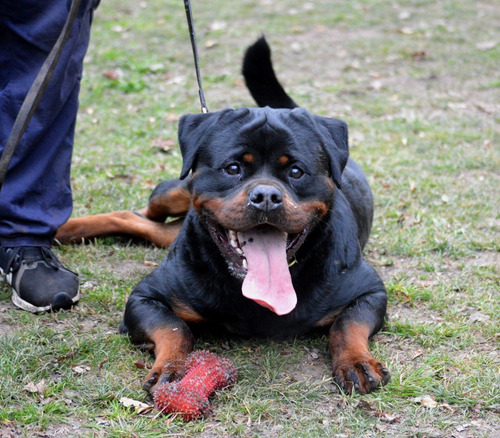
[
  {"left": 4, "top": 247, "right": 60, "bottom": 274},
  {"left": 40, "top": 247, "right": 60, "bottom": 270}
]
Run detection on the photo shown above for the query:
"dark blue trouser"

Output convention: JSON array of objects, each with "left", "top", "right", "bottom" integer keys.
[{"left": 0, "top": 0, "right": 99, "bottom": 247}]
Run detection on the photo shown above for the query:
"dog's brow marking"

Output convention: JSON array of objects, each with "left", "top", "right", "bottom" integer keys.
[
  {"left": 279, "top": 155, "right": 289, "bottom": 165},
  {"left": 243, "top": 153, "right": 254, "bottom": 163}
]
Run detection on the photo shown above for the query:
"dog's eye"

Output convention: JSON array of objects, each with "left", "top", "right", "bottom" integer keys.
[
  {"left": 289, "top": 166, "right": 304, "bottom": 179},
  {"left": 225, "top": 163, "right": 242, "bottom": 176}
]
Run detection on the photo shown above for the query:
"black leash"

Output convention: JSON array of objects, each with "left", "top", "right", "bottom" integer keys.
[
  {"left": 0, "top": 0, "right": 83, "bottom": 195},
  {"left": 183, "top": 0, "right": 209, "bottom": 114}
]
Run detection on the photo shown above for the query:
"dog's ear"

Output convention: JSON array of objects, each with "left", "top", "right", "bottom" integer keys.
[
  {"left": 178, "top": 112, "right": 219, "bottom": 180},
  {"left": 313, "top": 116, "right": 349, "bottom": 188},
  {"left": 178, "top": 108, "right": 250, "bottom": 179}
]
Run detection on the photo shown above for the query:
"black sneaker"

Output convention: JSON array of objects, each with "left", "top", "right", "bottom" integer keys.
[{"left": 0, "top": 246, "right": 79, "bottom": 313}]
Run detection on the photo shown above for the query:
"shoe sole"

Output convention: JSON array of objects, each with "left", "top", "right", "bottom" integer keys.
[{"left": 0, "top": 266, "right": 80, "bottom": 313}]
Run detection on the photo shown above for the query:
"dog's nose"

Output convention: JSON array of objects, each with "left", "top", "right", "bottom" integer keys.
[{"left": 248, "top": 185, "right": 283, "bottom": 211}]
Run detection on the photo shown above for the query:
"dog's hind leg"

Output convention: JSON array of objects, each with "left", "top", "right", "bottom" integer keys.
[
  {"left": 55, "top": 179, "right": 190, "bottom": 247},
  {"left": 55, "top": 212, "right": 184, "bottom": 248},
  {"left": 137, "top": 179, "right": 191, "bottom": 222}
]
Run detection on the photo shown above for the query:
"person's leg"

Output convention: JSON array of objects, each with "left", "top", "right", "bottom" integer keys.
[{"left": 0, "top": 0, "right": 99, "bottom": 312}]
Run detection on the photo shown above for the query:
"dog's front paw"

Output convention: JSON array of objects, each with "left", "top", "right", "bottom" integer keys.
[
  {"left": 142, "top": 360, "right": 186, "bottom": 394},
  {"left": 332, "top": 353, "right": 390, "bottom": 394}
]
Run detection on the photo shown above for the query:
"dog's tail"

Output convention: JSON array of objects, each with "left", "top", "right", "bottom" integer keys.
[{"left": 242, "top": 36, "right": 298, "bottom": 109}]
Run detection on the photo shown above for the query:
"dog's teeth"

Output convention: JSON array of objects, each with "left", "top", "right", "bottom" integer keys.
[
  {"left": 242, "top": 259, "right": 248, "bottom": 269},
  {"left": 236, "top": 248, "right": 244, "bottom": 255},
  {"left": 230, "top": 239, "right": 239, "bottom": 248},
  {"left": 228, "top": 230, "right": 237, "bottom": 240}
]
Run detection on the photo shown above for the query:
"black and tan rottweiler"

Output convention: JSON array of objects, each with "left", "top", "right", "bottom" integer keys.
[{"left": 57, "top": 37, "right": 390, "bottom": 395}]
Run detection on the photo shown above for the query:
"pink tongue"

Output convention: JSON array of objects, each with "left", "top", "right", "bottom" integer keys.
[{"left": 239, "top": 228, "right": 297, "bottom": 316}]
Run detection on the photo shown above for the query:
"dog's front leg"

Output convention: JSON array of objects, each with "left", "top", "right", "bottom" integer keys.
[
  {"left": 328, "top": 289, "right": 390, "bottom": 394},
  {"left": 120, "top": 288, "right": 194, "bottom": 394}
]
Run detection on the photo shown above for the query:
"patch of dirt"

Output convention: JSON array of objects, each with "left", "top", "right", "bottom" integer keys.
[
  {"left": 376, "top": 250, "right": 499, "bottom": 285},
  {"left": 101, "top": 259, "right": 156, "bottom": 280},
  {"left": 23, "top": 420, "right": 92, "bottom": 438},
  {"left": 0, "top": 300, "right": 19, "bottom": 337}
]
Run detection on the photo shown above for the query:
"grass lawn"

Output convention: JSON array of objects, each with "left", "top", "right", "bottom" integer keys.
[{"left": 1, "top": 0, "right": 499, "bottom": 436}]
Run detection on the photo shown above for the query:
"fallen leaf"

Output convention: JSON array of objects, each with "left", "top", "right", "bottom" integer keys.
[
  {"left": 99, "top": 357, "right": 109, "bottom": 371},
  {"left": 411, "top": 50, "right": 428, "bottom": 59},
  {"left": 151, "top": 137, "right": 175, "bottom": 153},
  {"left": 101, "top": 70, "right": 119, "bottom": 80},
  {"left": 468, "top": 311, "right": 490, "bottom": 323},
  {"left": 447, "top": 102, "right": 467, "bottom": 110},
  {"left": 375, "top": 411, "right": 401, "bottom": 423},
  {"left": 24, "top": 380, "right": 47, "bottom": 396},
  {"left": 357, "top": 400, "right": 375, "bottom": 412},
  {"left": 475, "top": 102, "right": 500, "bottom": 114},
  {"left": 411, "top": 350, "right": 424, "bottom": 360},
  {"left": 470, "top": 402, "right": 482, "bottom": 418},
  {"left": 56, "top": 350, "right": 79, "bottom": 362},
  {"left": 166, "top": 113, "right": 180, "bottom": 122},
  {"left": 148, "top": 63, "right": 165, "bottom": 73},
  {"left": 440, "top": 402, "right": 454, "bottom": 411},
  {"left": 205, "top": 40, "right": 218, "bottom": 48},
  {"left": 208, "top": 21, "right": 227, "bottom": 31},
  {"left": 370, "top": 79, "right": 383, "bottom": 90},
  {"left": 475, "top": 41, "right": 497, "bottom": 51},
  {"left": 72, "top": 365, "right": 91, "bottom": 374},
  {"left": 398, "top": 27, "right": 415, "bottom": 35},
  {"left": 143, "top": 260, "right": 159, "bottom": 267},
  {"left": 119, "top": 397, "right": 154, "bottom": 414},
  {"left": 414, "top": 395, "right": 438, "bottom": 408},
  {"left": 134, "top": 359, "right": 147, "bottom": 369},
  {"left": 419, "top": 280, "right": 438, "bottom": 287}
]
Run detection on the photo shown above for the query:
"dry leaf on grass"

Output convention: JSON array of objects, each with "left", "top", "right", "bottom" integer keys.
[
  {"left": 475, "top": 41, "right": 497, "bottom": 51},
  {"left": 151, "top": 137, "right": 175, "bottom": 153},
  {"left": 134, "top": 359, "right": 150, "bottom": 369},
  {"left": 23, "top": 380, "right": 47, "bottom": 396},
  {"left": 398, "top": 27, "right": 415, "bottom": 35},
  {"left": 119, "top": 397, "right": 154, "bottom": 415},
  {"left": 414, "top": 395, "right": 438, "bottom": 408},
  {"left": 72, "top": 365, "right": 91, "bottom": 374},
  {"left": 101, "top": 70, "right": 120, "bottom": 80}
]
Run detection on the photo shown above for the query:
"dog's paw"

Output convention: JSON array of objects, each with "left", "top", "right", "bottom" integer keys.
[
  {"left": 332, "top": 353, "right": 390, "bottom": 394},
  {"left": 142, "top": 361, "right": 186, "bottom": 394}
]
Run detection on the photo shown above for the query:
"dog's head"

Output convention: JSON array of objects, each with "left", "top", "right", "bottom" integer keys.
[{"left": 178, "top": 107, "right": 349, "bottom": 315}]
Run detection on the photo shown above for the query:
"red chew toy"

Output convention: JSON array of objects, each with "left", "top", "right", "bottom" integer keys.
[{"left": 153, "top": 350, "right": 237, "bottom": 421}]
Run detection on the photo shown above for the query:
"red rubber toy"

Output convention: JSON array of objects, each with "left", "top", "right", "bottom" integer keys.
[{"left": 153, "top": 350, "right": 237, "bottom": 421}]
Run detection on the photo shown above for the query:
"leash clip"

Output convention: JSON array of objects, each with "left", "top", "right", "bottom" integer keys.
[{"left": 184, "top": 0, "right": 209, "bottom": 114}]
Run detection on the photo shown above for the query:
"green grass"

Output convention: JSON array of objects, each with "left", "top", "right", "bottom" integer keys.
[{"left": 1, "top": 0, "right": 499, "bottom": 436}]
